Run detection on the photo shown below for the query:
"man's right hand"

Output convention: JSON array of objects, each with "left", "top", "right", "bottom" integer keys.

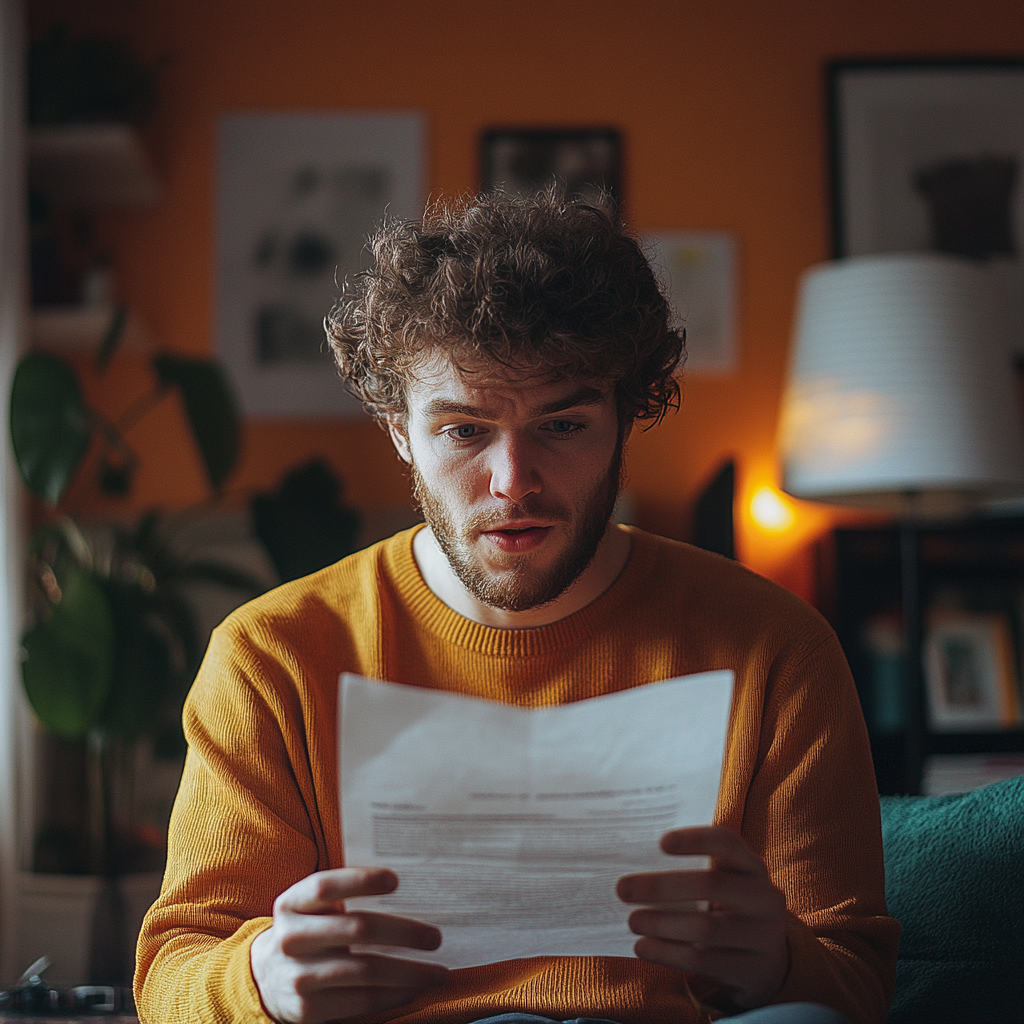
[{"left": 250, "top": 866, "right": 449, "bottom": 1024}]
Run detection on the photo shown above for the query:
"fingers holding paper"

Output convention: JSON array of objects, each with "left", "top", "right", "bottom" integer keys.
[
  {"left": 617, "top": 826, "right": 790, "bottom": 1011},
  {"left": 250, "top": 867, "right": 449, "bottom": 1024}
]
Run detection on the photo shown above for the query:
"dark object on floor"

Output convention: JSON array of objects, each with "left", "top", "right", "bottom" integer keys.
[
  {"left": 252, "top": 459, "right": 362, "bottom": 583},
  {"left": 880, "top": 775, "right": 1024, "bottom": 1023},
  {"left": 692, "top": 459, "right": 735, "bottom": 559},
  {"left": 0, "top": 953, "right": 136, "bottom": 1016}
]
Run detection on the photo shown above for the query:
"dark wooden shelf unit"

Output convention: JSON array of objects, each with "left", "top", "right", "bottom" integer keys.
[{"left": 819, "top": 517, "right": 1024, "bottom": 795}]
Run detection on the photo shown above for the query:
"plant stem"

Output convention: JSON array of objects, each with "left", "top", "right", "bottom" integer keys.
[
  {"left": 113, "top": 382, "right": 167, "bottom": 435},
  {"left": 88, "top": 408, "right": 141, "bottom": 468},
  {"left": 86, "top": 729, "right": 109, "bottom": 875}
]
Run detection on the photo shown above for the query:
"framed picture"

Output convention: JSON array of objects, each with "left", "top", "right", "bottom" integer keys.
[
  {"left": 481, "top": 128, "right": 621, "bottom": 209},
  {"left": 828, "top": 60, "right": 1024, "bottom": 355},
  {"left": 923, "top": 611, "right": 1020, "bottom": 732},
  {"left": 642, "top": 232, "right": 738, "bottom": 373},
  {"left": 217, "top": 113, "right": 426, "bottom": 417}
]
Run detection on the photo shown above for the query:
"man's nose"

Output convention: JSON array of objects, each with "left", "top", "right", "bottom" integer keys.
[{"left": 488, "top": 435, "right": 542, "bottom": 502}]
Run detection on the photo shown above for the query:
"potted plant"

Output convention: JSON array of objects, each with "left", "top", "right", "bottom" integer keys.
[{"left": 9, "top": 330, "right": 263, "bottom": 981}]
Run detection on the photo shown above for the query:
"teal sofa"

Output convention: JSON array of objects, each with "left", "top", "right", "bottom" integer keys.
[{"left": 879, "top": 775, "right": 1023, "bottom": 1023}]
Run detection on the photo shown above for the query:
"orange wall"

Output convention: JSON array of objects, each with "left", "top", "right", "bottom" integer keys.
[{"left": 30, "top": 0, "right": 1024, "bottom": 601}]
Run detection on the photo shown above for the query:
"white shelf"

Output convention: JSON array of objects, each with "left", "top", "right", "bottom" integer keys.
[
  {"left": 922, "top": 753, "right": 1024, "bottom": 795},
  {"left": 28, "top": 123, "right": 161, "bottom": 208}
]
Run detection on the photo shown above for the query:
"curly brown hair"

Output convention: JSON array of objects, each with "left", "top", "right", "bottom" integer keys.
[{"left": 326, "top": 188, "right": 684, "bottom": 425}]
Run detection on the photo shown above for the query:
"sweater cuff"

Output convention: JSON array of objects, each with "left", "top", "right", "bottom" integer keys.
[
  {"left": 769, "top": 912, "right": 846, "bottom": 1011},
  {"left": 682, "top": 913, "right": 825, "bottom": 1020},
  {"left": 223, "top": 916, "right": 276, "bottom": 1022}
]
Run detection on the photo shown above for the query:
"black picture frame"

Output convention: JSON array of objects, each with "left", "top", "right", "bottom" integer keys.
[
  {"left": 827, "top": 58, "right": 1024, "bottom": 258},
  {"left": 827, "top": 58, "right": 1024, "bottom": 355},
  {"left": 480, "top": 127, "right": 622, "bottom": 209}
]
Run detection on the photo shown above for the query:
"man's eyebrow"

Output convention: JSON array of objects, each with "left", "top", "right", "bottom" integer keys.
[
  {"left": 533, "top": 386, "right": 608, "bottom": 415},
  {"left": 421, "top": 399, "right": 489, "bottom": 418},
  {"left": 421, "top": 386, "right": 608, "bottom": 420}
]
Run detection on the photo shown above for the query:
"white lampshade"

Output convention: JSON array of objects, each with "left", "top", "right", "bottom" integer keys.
[{"left": 780, "top": 253, "right": 1024, "bottom": 515}]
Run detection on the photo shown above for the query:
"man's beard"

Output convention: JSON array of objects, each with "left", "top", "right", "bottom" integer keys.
[{"left": 412, "top": 443, "right": 623, "bottom": 613}]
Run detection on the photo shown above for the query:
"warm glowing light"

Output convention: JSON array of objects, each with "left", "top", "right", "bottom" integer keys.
[{"left": 750, "top": 486, "right": 795, "bottom": 532}]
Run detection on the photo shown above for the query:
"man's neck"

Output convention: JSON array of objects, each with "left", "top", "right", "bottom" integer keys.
[{"left": 412, "top": 523, "right": 633, "bottom": 629}]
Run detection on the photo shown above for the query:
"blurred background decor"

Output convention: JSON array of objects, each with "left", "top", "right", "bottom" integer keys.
[
  {"left": 806, "top": 58, "right": 1024, "bottom": 800},
  {"left": 642, "top": 231, "right": 738, "bottom": 373},
  {"left": 828, "top": 59, "right": 1024, "bottom": 355},
  {"left": 216, "top": 112, "right": 425, "bottom": 418},
  {"left": 27, "top": 23, "right": 163, "bottom": 337},
  {"left": 780, "top": 253, "right": 1024, "bottom": 795},
  {"left": 251, "top": 459, "right": 362, "bottom": 584},
  {"left": 9, "top": 324, "right": 264, "bottom": 983},
  {"left": 481, "top": 127, "right": 621, "bottom": 210},
  {"left": 28, "top": 24, "right": 161, "bottom": 128},
  {"left": 923, "top": 611, "right": 1019, "bottom": 733}
]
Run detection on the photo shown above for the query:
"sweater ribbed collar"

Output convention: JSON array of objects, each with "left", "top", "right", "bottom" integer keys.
[{"left": 382, "top": 524, "right": 656, "bottom": 658}]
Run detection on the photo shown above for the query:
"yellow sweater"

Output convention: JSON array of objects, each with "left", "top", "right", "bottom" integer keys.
[{"left": 135, "top": 526, "right": 898, "bottom": 1024}]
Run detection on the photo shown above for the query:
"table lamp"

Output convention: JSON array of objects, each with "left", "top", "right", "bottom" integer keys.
[{"left": 779, "top": 252, "right": 1024, "bottom": 792}]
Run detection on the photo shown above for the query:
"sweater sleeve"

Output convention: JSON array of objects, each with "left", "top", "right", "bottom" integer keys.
[
  {"left": 134, "top": 620, "right": 323, "bottom": 1024},
  {"left": 696, "top": 628, "right": 899, "bottom": 1024}
]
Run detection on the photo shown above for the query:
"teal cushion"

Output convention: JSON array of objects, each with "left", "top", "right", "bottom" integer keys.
[{"left": 880, "top": 775, "right": 1024, "bottom": 1023}]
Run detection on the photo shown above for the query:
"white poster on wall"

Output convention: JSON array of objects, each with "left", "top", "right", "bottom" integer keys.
[
  {"left": 643, "top": 232, "right": 738, "bottom": 374},
  {"left": 217, "top": 113, "right": 426, "bottom": 417}
]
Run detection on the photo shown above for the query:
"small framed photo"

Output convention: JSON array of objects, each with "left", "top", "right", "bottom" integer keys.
[
  {"left": 481, "top": 128, "right": 621, "bottom": 209},
  {"left": 828, "top": 60, "right": 1024, "bottom": 354},
  {"left": 923, "top": 611, "right": 1020, "bottom": 732}
]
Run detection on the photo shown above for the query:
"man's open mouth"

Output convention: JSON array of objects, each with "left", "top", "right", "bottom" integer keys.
[{"left": 481, "top": 524, "right": 553, "bottom": 550}]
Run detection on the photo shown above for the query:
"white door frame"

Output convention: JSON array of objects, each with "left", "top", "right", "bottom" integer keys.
[{"left": 0, "top": 0, "right": 29, "bottom": 983}]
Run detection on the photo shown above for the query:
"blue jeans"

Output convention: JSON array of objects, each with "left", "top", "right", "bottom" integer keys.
[{"left": 469, "top": 1007, "right": 855, "bottom": 1024}]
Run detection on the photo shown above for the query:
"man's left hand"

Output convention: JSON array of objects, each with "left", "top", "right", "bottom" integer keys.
[{"left": 616, "top": 826, "right": 790, "bottom": 1011}]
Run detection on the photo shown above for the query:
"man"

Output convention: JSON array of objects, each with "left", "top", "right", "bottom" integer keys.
[{"left": 135, "top": 191, "right": 898, "bottom": 1024}]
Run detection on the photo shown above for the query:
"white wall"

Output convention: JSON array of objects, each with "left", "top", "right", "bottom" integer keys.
[{"left": 0, "top": 0, "right": 27, "bottom": 983}]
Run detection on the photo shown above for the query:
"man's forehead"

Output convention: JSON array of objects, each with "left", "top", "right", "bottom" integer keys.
[{"left": 404, "top": 349, "right": 611, "bottom": 416}]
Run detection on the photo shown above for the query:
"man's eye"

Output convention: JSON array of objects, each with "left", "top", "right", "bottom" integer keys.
[
  {"left": 547, "top": 420, "right": 580, "bottom": 435},
  {"left": 447, "top": 425, "right": 478, "bottom": 440}
]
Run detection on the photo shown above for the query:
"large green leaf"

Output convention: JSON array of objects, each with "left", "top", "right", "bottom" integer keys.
[
  {"left": 21, "top": 569, "right": 114, "bottom": 738},
  {"left": 10, "top": 352, "right": 92, "bottom": 505},
  {"left": 151, "top": 355, "right": 241, "bottom": 491}
]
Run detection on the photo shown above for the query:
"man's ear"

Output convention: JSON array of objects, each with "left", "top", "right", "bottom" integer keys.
[{"left": 386, "top": 415, "right": 413, "bottom": 464}]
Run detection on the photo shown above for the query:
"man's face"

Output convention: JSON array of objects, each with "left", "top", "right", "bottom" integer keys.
[{"left": 389, "top": 352, "right": 625, "bottom": 613}]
